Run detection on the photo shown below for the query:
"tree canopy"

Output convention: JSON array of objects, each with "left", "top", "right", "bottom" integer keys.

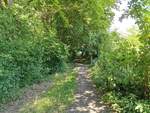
[{"left": 0, "top": 0, "right": 149, "bottom": 112}]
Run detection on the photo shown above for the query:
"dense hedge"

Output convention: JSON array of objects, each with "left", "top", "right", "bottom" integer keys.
[
  {"left": 92, "top": 33, "right": 150, "bottom": 112},
  {"left": 0, "top": 8, "right": 68, "bottom": 103}
]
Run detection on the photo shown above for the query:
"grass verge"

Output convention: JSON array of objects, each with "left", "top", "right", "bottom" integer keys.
[{"left": 19, "top": 70, "right": 77, "bottom": 113}]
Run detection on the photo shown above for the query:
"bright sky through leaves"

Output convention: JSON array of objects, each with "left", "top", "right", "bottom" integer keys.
[{"left": 110, "top": 0, "right": 138, "bottom": 36}]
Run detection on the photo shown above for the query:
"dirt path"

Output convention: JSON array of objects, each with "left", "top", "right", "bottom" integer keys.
[
  {"left": 0, "top": 81, "right": 52, "bottom": 113},
  {"left": 67, "top": 63, "right": 110, "bottom": 113},
  {"left": 0, "top": 64, "right": 110, "bottom": 113}
]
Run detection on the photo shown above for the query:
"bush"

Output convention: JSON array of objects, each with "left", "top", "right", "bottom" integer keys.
[
  {"left": 102, "top": 92, "right": 150, "bottom": 113},
  {"left": 0, "top": 8, "right": 68, "bottom": 103},
  {"left": 92, "top": 34, "right": 141, "bottom": 94},
  {"left": 91, "top": 32, "right": 150, "bottom": 112}
]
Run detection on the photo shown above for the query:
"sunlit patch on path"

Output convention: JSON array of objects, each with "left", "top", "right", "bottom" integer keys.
[{"left": 67, "top": 63, "right": 110, "bottom": 113}]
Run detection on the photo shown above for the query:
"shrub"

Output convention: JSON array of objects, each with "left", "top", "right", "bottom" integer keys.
[
  {"left": 0, "top": 8, "right": 68, "bottom": 103},
  {"left": 91, "top": 32, "right": 150, "bottom": 112}
]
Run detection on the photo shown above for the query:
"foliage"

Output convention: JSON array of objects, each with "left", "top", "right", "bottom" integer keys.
[
  {"left": 91, "top": 0, "right": 150, "bottom": 112},
  {"left": 128, "top": 0, "right": 150, "bottom": 98},
  {"left": 27, "top": 0, "right": 115, "bottom": 59},
  {"left": 91, "top": 31, "right": 150, "bottom": 112},
  {"left": 102, "top": 92, "right": 150, "bottom": 113},
  {"left": 92, "top": 32, "right": 141, "bottom": 94},
  {"left": 1, "top": 1, "right": 149, "bottom": 113},
  {"left": 0, "top": 7, "right": 68, "bottom": 103}
]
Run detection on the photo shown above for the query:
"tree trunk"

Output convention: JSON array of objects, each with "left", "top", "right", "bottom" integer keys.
[
  {"left": 8, "top": 0, "right": 13, "bottom": 6},
  {"left": 0, "top": 0, "right": 2, "bottom": 7}
]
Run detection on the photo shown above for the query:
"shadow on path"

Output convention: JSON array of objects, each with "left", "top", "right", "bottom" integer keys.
[{"left": 67, "top": 63, "right": 110, "bottom": 113}]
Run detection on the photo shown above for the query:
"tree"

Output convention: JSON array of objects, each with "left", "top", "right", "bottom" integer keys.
[
  {"left": 128, "top": 0, "right": 150, "bottom": 98},
  {"left": 8, "top": 0, "right": 13, "bottom": 6},
  {"left": 0, "top": 0, "right": 2, "bottom": 6},
  {"left": 0, "top": 0, "right": 13, "bottom": 6},
  {"left": 28, "top": 0, "right": 115, "bottom": 59}
]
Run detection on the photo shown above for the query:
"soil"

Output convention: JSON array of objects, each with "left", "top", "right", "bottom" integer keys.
[
  {"left": 0, "top": 81, "right": 52, "bottom": 113},
  {"left": 67, "top": 63, "right": 110, "bottom": 113},
  {"left": 0, "top": 63, "right": 111, "bottom": 113}
]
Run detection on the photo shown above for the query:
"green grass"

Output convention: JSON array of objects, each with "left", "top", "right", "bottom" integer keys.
[{"left": 19, "top": 70, "right": 77, "bottom": 113}]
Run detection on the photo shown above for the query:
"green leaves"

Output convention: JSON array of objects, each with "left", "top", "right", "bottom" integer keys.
[
  {"left": 0, "top": 7, "right": 68, "bottom": 104},
  {"left": 128, "top": 0, "right": 150, "bottom": 98},
  {"left": 91, "top": 31, "right": 150, "bottom": 112},
  {"left": 27, "top": 0, "right": 115, "bottom": 59}
]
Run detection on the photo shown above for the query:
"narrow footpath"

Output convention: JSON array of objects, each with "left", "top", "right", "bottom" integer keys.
[
  {"left": 0, "top": 63, "right": 111, "bottom": 113},
  {"left": 67, "top": 63, "right": 110, "bottom": 113}
]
